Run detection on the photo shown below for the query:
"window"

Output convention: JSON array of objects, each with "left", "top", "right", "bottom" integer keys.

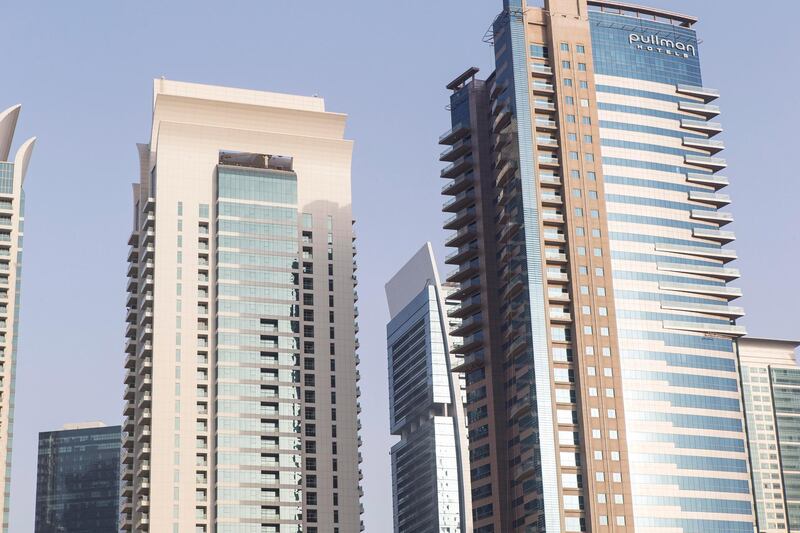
[
  {"left": 576, "top": 44, "right": 586, "bottom": 53},
  {"left": 582, "top": 117, "right": 592, "bottom": 125},
  {"left": 578, "top": 63, "right": 587, "bottom": 71},
  {"left": 566, "top": 114, "right": 576, "bottom": 123},
  {"left": 575, "top": 227, "right": 585, "bottom": 236},
  {"left": 530, "top": 44, "right": 548, "bottom": 58},
  {"left": 568, "top": 133, "right": 577, "bottom": 141},
  {"left": 570, "top": 170, "right": 581, "bottom": 179},
  {"left": 564, "top": 78, "right": 573, "bottom": 87},
  {"left": 594, "top": 450, "right": 603, "bottom": 460},
  {"left": 592, "top": 228, "right": 601, "bottom": 237},
  {"left": 565, "top": 96, "right": 575, "bottom": 105},
  {"left": 575, "top": 208, "right": 583, "bottom": 217},
  {"left": 573, "top": 188, "right": 582, "bottom": 198},
  {"left": 580, "top": 80, "right": 589, "bottom": 89},
  {"left": 561, "top": 43, "right": 570, "bottom": 51},
  {"left": 584, "top": 135, "right": 593, "bottom": 143},
  {"left": 585, "top": 153, "right": 595, "bottom": 162},
  {"left": 597, "top": 494, "right": 607, "bottom": 503},
  {"left": 579, "top": 283, "right": 589, "bottom": 292},
  {"left": 569, "top": 151, "right": 579, "bottom": 160},
  {"left": 580, "top": 98, "right": 590, "bottom": 107},
  {"left": 597, "top": 287, "right": 606, "bottom": 296},
  {"left": 590, "top": 408, "right": 599, "bottom": 418},
  {"left": 562, "top": 60, "right": 571, "bottom": 69},
  {"left": 595, "top": 267, "right": 604, "bottom": 276},
  {"left": 596, "top": 472, "right": 605, "bottom": 482},
  {"left": 577, "top": 247, "right": 586, "bottom": 256}
]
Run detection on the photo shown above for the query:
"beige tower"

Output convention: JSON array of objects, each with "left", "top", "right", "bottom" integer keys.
[
  {"left": 121, "top": 80, "right": 363, "bottom": 533},
  {"left": 0, "top": 105, "right": 34, "bottom": 533}
]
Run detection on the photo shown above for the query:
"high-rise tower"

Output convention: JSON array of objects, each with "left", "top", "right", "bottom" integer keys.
[
  {"left": 385, "top": 243, "right": 471, "bottom": 533},
  {"left": 738, "top": 338, "right": 800, "bottom": 533},
  {"left": 121, "top": 80, "right": 363, "bottom": 533},
  {"left": 440, "top": 1, "right": 752, "bottom": 531},
  {"left": 0, "top": 105, "right": 34, "bottom": 533}
]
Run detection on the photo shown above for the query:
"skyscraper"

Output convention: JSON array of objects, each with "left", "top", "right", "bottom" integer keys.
[
  {"left": 122, "top": 80, "right": 363, "bottom": 533},
  {"left": 738, "top": 337, "right": 800, "bottom": 533},
  {"left": 0, "top": 105, "right": 34, "bottom": 533},
  {"left": 440, "top": 1, "right": 751, "bottom": 531},
  {"left": 385, "top": 243, "right": 471, "bottom": 533},
  {"left": 35, "top": 423, "right": 121, "bottom": 533}
]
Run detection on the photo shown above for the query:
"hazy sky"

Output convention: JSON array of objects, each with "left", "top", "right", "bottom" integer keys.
[{"left": 1, "top": 0, "right": 799, "bottom": 530}]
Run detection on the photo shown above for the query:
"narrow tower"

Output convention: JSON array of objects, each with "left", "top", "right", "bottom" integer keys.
[
  {"left": 0, "top": 104, "right": 35, "bottom": 533},
  {"left": 385, "top": 243, "right": 471, "bottom": 533}
]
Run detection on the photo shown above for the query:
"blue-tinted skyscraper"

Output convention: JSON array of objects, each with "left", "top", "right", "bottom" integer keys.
[
  {"left": 440, "top": 0, "right": 752, "bottom": 531},
  {"left": 35, "top": 423, "right": 121, "bottom": 533},
  {"left": 385, "top": 243, "right": 471, "bottom": 533}
]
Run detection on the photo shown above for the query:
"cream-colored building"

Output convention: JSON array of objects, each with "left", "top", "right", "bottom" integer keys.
[
  {"left": 121, "top": 80, "right": 363, "bottom": 533},
  {"left": 739, "top": 338, "right": 800, "bottom": 533},
  {"left": 0, "top": 105, "right": 34, "bottom": 533}
]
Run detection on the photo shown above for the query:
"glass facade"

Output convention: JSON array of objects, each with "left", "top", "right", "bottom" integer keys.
[
  {"left": 215, "top": 164, "right": 304, "bottom": 532},
  {"left": 591, "top": 8, "right": 752, "bottom": 532},
  {"left": 386, "top": 247, "right": 469, "bottom": 533},
  {"left": 34, "top": 425, "right": 121, "bottom": 533}
]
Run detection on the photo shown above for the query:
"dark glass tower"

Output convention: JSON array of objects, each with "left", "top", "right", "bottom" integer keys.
[{"left": 34, "top": 424, "right": 121, "bottom": 533}]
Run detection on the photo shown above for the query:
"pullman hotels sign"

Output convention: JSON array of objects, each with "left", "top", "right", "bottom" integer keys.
[{"left": 629, "top": 33, "right": 697, "bottom": 59}]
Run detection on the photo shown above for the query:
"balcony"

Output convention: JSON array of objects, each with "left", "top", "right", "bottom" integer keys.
[
  {"left": 532, "top": 81, "right": 555, "bottom": 93},
  {"left": 451, "top": 351, "right": 485, "bottom": 373},
  {"left": 676, "top": 84, "right": 720, "bottom": 103},
  {"left": 441, "top": 155, "right": 474, "bottom": 180},
  {"left": 691, "top": 209, "right": 733, "bottom": 226},
  {"left": 655, "top": 243, "right": 737, "bottom": 263},
  {"left": 659, "top": 281, "right": 743, "bottom": 300},
  {"left": 443, "top": 207, "right": 476, "bottom": 230},
  {"left": 536, "top": 136, "right": 559, "bottom": 148},
  {"left": 533, "top": 99, "right": 556, "bottom": 112},
  {"left": 660, "top": 301, "right": 745, "bottom": 318},
  {"left": 439, "top": 122, "right": 470, "bottom": 146},
  {"left": 683, "top": 137, "right": 724, "bottom": 154},
  {"left": 538, "top": 155, "right": 560, "bottom": 169},
  {"left": 679, "top": 100, "right": 720, "bottom": 118},
  {"left": 441, "top": 173, "right": 473, "bottom": 197},
  {"left": 657, "top": 262, "right": 740, "bottom": 281},
  {"left": 539, "top": 173, "right": 561, "bottom": 187},
  {"left": 693, "top": 227, "right": 736, "bottom": 244},
  {"left": 542, "top": 211, "right": 564, "bottom": 225},
  {"left": 446, "top": 225, "right": 477, "bottom": 249},
  {"left": 443, "top": 188, "right": 476, "bottom": 213},
  {"left": 681, "top": 118, "right": 723, "bottom": 136},
  {"left": 445, "top": 244, "right": 479, "bottom": 265},
  {"left": 451, "top": 313, "right": 482, "bottom": 338},
  {"left": 496, "top": 159, "right": 518, "bottom": 187},
  {"left": 547, "top": 270, "right": 569, "bottom": 283},
  {"left": 449, "top": 294, "right": 481, "bottom": 319},
  {"left": 541, "top": 192, "right": 562, "bottom": 205},
  {"left": 685, "top": 154, "right": 727, "bottom": 171},
  {"left": 549, "top": 310, "right": 572, "bottom": 323},
  {"left": 545, "top": 251, "right": 568, "bottom": 263},
  {"left": 663, "top": 320, "right": 746, "bottom": 338},
  {"left": 505, "top": 275, "right": 525, "bottom": 299},
  {"left": 688, "top": 190, "right": 731, "bottom": 207},
  {"left": 686, "top": 173, "right": 728, "bottom": 190},
  {"left": 535, "top": 118, "right": 557, "bottom": 130},
  {"left": 451, "top": 332, "right": 484, "bottom": 354},
  {"left": 446, "top": 260, "right": 480, "bottom": 284},
  {"left": 127, "top": 231, "right": 139, "bottom": 247},
  {"left": 492, "top": 110, "right": 512, "bottom": 133},
  {"left": 531, "top": 64, "right": 553, "bottom": 77},
  {"left": 544, "top": 231, "right": 565, "bottom": 244}
]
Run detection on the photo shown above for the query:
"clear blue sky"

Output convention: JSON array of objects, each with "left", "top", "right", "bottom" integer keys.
[{"left": 1, "top": 0, "right": 798, "bottom": 530}]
